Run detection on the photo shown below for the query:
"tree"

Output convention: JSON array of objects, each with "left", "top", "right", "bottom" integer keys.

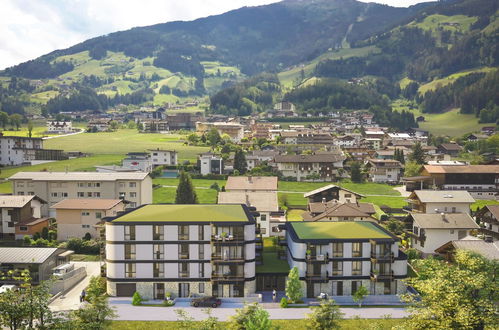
[
  {"left": 394, "top": 148, "right": 405, "bottom": 164},
  {"left": 404, "top": 161, "right": 422, "bottom": 177},
  {"left": 233, "top": 149, "right": 248, "bottom": 174},
  {"left": 285, "top": 267, "right": 302, "bottom": 303},
  {"left": 0, "top": 111, "right": 9, "bottom": 129},
  {"left": 27, "top": 121, "right": 33, "bottom": 138},
  {"left": 307, "top": 299, "right": 343, "bottom": 330},
  {"left": 403, "top": 250, "right": 498, "bottom": 330},
  {"left": 350, "top": 161, "right": 363, "bottom": 183},
  {"left": 206, "top": 128, "right": 221, "bottom": 148},
  {"left": 409, "top": 142, "right": 426, "bottom": 165},
  {"left": 187, "top": 133, "right": 199, "bottom": 145},
  {"left": 70, "top": 295, "right": 116, "bottom": 329},
  {"left": 229, "top": 303, "right": 273, "bottom": 330},
  {"left": 9, "top": 114, "right": 22, "bottom": 130},
  {"left": 85, "top": 276, "right": 107, "bottom": 304},
  {"left": 109, "top": 120, "right": 120, "bottom": 131},
  {"left": 175, "top": 171, "right": 198, "bottom": 204},
  {"left": 352, "top": 285, "right": 369, "bottom": 307}
]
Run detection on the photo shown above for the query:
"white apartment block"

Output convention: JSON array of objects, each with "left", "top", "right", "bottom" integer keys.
[
  {"left": 286, "top": 222, "right": 407, "bottom": 298},
  {"left": 0, "top": 135, "right": 43, "bottom": 166},
  {"left": 105, "top": 204, "right": 256, "bottom": 299},
  {"left": 149, "top": 149, "right": 178, "bottom": 166},
  {"left": 9, "top": 172, "right": 152, "bottom": 217}
]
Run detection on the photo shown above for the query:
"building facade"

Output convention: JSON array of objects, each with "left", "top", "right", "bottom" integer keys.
[
  {"left": 105, "top": 204, "right": 257, "bottom": 299},
  {"left": 149, "top": 149, "right": 178, "bottom": 166}
]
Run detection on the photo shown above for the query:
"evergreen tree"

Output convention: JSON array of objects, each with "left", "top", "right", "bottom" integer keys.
[
  {"left": 307, "top": 299, "right": 343, "bottom": 330},
  {"left": 206, "top": 128, "right": 221, "bottom": 148},
  {"left": 175, "top": 171, "right": 198, "bottom": 204},
  {"left": 285, "top": 267, "right": 303, "bottom": 303},
  {"left": 409, "top": 142, "right": 426, "bottom": 165},
  {"left": 350, "top": 161, "right": 362, "bottom": 183},
  {"left": 233, "top": 149, "right": 248, "bottom": 174},
  {"left": 394, "top": 148, "right": 405, "bottom": 164}
]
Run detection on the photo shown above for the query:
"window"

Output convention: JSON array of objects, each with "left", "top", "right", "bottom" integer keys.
[
  {"left": 352, "top": 281, "right": 362, "bottom": 294},
  {"left": 458, "top": 230, "right": 467, "bottom": 240},
  {"left": 153, "top": 244, "right": 164, "bottom": 259},
  {"left": 332, "top": 261, "right": 343, "bottom": 276},
  {"left": 345, "top": 194, "right": 352, "bottom": 198},
  {"left": 87, "top": 183, "right": 92, "bottom": 188},
  {"left": 179, "top": 263, "right": 189, "bottom": 278},
  {"left": 124, "top": 244, "right": 136, "bottom": 260},
  {"left": 7, "top": 222, "right": 14, "bottom": 228},
  {"left": 78, "top": 182, "right": 85, "bottom": 187},
  {"left": 130, "top": 202, "right": 137, "bottom": 208},
  {"left": 124, "top": 225, "right": 135, "bottom": 240},
  {"left": 198, "top": 225, "right": 204, "bottom": 240},
  {"left": 199, "top": 283, "right": 205, "bottom": 294},
  {"left": 352, "top": 242, "right": 362, "bottom": 257},
  {"left": 260, "top": 214, "right": 267, "bottom": 221},
  {"left": 125, "top": 263, "right": 136, "bottom": 278},
  {"left": 333, "top": 242, "right": 343, "bottom": 257},
  {"left": 199, "top": 244, "right": 204, "bottom": 259},
  {"left": 153, "top": 225, "right": 164, "bottom": 240},
  {"left": 153, "top": 263, "right": 164, "bottom": 278},
  {"left": 18, "top": 192, "right": 25, "bottom": 195},
  {"left": 129, "top": 182, "right": 136, "bottom": 188},
  {"left": 352, "top": 261, "right": 362, "bottom": 275},
  {"left": 119, "top": 192, "right": 126, "bottom": 199},
  {"left": 178, "top": 225, "right": 189, "bottom": 240},
  {"left": 179, "top": 244, "right": 189, "bottom": 259},
  {"left": 61, "top": 192, "right": 68, "bottom": 197},
  {"left": 77, "top": 192, "right": 84, "bottom": 198},
  {"left": 27, "top": 191, "right": 34, "bottom": 195},
  {"left": 199, "top": 263, "right": 204, "bottom": 277},
  {"left": 82, "top": 225, "right": 90, "bottom": 228},
  {"left": 261, "top": 228, "right": 267, "bottom": 234},
  {"left": 95, "top": 212, "right": 102, "bottom": 219},
  {"left": 81, "top": 211, "right": 90, "bottom": 216},
  {"left": 51, "top": 192, "right": 58, "bottom": 197},
  {"left": 95, "top": 183, "right": 100, "bottom": 187},
  {"left": 87, "top": 192, "right": 92, "bottom": 197},
  {"left": 129, "top": 192, "right": 137, "bottom": 198},
  {"left": 19, "top": 226, "right": 28, "bottom": 231},
  {"left": 93, "top": 192, "right": 101, "bottom": 197}
]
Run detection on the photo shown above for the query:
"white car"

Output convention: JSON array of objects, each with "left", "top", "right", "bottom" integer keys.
[{"left": 0, "top": 285, "right": 17, "bottom": 294}]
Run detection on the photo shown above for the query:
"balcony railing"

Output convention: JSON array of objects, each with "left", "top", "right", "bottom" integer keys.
[
  {"left": 370, "top": 252, "right": 394, "bottom": 263},
  {"left": 370, "top": 270, "right": 394, "bottom": 281},
  {"left": 306, "top": 253, "right": 329, "bottom": 263},
  {"left": 211, "top": 234, "right": 244, "bottom": 243},
  {"left": 211, "top": 272, "right": 245, "bottom": 281},
  {"left": 331, "top": 270, "right": 343, "bottom": 276},
  {"left": 179, "top": 271, "right": 189, "bottom": 278},
  {"left": 306, "top": 270, "right": 329, "bottom": 282},
  {"left": 211, "top": 253, "right": 245, "bottom": 262},
  {"left": 179, "top": 252, "right": 189, "bottom": 260}
]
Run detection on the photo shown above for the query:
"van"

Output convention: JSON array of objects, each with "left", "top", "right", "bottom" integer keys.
[{"left": 53, "top": 263, "right": 75, "bottom": 277}]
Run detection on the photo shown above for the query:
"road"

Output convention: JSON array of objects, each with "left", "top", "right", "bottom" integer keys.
[
  {"left": 49, "top": 261, "right": 101, "bottom": 312},
  {"left": 110, "top": 298, "right": 410, "bottom": 321},
  {"left": 42, "top": 128, "right": 84, "bottom": 140}
]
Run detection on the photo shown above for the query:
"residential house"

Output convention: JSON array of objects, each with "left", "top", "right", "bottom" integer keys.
[
  {"left": 122, "top": 153, "right": 153, "bottom": 173},
  {"left": 198, "top": 153, "right": 224, "bottom": 175},
  {"left": 334, "top": 135, "right": 357, "bottom": 148},
  {"left": 437, "top": 143, "right": 463, "bottom": 157},
  {"left": 167, "top": 112, "right": 204, "bottom": 131},
  {"left": 225, "top": 176, "right": 278, "bottom": 193},
  {"left": 408, "top": 213, "right": 479, "bottom": 255},
  {"left": 0, "top": 135, "right": 67, "bottom": 166},
  {"left": 285, "top": 221, "right": 407, "bottom": 297},
  {"left": 87, "top": 119, "right": 111, "bottom": 132},
  {"left": 196, "top": 122, "right": 245, "bottom": 142},
  {"left": 364, "top": 138, "right": 382, "bottom": 150},
  {"left": 365, "top": 159, "right": 403, "bottom": 184},
  {"left": 47, "top": 121, "right": 72, "bottom": 134},
  {"left": 148, "top": 149, "right": 178, "bottom": 167},
  {"left": 52, "top": 199, "right": 125, "bottom": 240},
  {"left": 0, "top": 195, "right": 46, "bottom": 240},
  {"left": 0, "top": 247, "right": 72, "bottom": 284},
  {"left": 140, "top": 120, "right": 169, "bottom": 133},
  {"left": 435, "top": 237, "right": 499, "bottom": 261},
  {"left": 9, "top": 172, "right": 152, "bottom": 216},
  {"left": 302, "top": 201, "right": 376, "bottom": 222},
  {"left": 304, "top": 185, "right": 363, "bottom": 204},
  {"left": 105, "top": 204, "right": 257, "bottom": 298},
  {"left": 280, "top": 131, "right": 334, "bottom": 145},
  {"left": 405, "top": 190, "right": 475, "bottom": 215},
  {"left": 476, "top": 205, "right": 499, "bottom": 240},
  {"left": 274, "top": 153, "right": 345, "bottom": 182},
  {"left": 15, "top": 218, "right": 51, "bottom": 240}
]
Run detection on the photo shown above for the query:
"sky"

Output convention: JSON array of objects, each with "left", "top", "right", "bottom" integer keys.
[{"left": 0, "top": 0, "right": 432, "bottom": 70}]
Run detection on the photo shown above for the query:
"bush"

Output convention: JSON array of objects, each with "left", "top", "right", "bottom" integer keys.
[
  {"left": 132, "top": 292, "right": 143, "bottom": 306},
  {"left": 406, "top": 248, "right": 421, "bottom": 260},
  {"left": 162, "top": 300, "right": 175, "bottom": 307},
  {"left": 66, "top": 237, "right": 101, "bottom": 254},
  {"left": 83, "top": 232, "right": 92, "bottom": 241},
  {"left": 280, "top": 297, "right": 288, "bottom": 308}
]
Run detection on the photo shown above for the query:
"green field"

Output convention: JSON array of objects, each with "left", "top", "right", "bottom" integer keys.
[
  {"left": 44, "top": 129, "right": 209, "bottom": 161},
  {"left": 409, "top": 14, "right": 478, "bottom": 35},
  {"left": 418, "top": 67, "right": 496, "bottom": 94}
]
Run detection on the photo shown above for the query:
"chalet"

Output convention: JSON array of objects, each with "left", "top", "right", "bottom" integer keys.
[
  {"left": 225, "top": 176, "right": 278, "bottom": 193},
  {"left": 274, "top": 153, "right": 345, "bottom": 182},
  {"left": 437, "top": 143, "right": 463, "bottom": 157},
  {"left": 435, "top": 237, "right": 499, "bottom": 261},
  {"left": 304, "top": 184, "right": 363, "bottom": 204},
  {"left": 47, "top": 121, "right": 72, "bottom": 134},
  {"left": 405, "top": 190, "right": 475, "bottom": 215},
  {"left": 0, "top": 195, "right": 46, "bottom": 240},
  {"left": 333, "top": 135, "right": 357, "bottom": 147},
  {"left": 365, "top": 159, "right": 403, "bottom": 184},
  {"left": 302, "top": 200, "right": 376, "bottom": 221},
  {"left": 476, "top": 205, "right": 499, "bottom": 240}
]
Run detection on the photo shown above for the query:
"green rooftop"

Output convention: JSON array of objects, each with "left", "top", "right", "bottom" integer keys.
[
  {"left": 113, "top": 204, "right": 250, "bottom": 223},
  {"left": 291, "top": 222, "right": 392, "bottom": 240}
]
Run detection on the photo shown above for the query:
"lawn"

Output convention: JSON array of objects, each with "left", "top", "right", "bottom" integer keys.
[
  {"left": 287, "top": 209, "right": 305, "bottom": 221},
  {"left": 278, "top": 181, "right": 401, "bottom": 196},
  {"left": 418, "top": 67, "right": 495, "bottom": 94},
  {"left": 70, "top": 254, "right": 100, "bottom": 261},
  {"left": 153, "top": 186, "right": 218, "bottom": 204},
  {"left": 361, "top": 196, "right": 407, "bottom": 209},
  {"left": 256, "top": 237, "right": 290, "bottom": 274},
  {"left": 111, "top": 319, "right": 404, "bottom": 329},
  {"left": 471, "top": 199, "right": 499, "bottom": 211},
  {"left": 44, "top": 129, "right": 209, "bottom": 161}
]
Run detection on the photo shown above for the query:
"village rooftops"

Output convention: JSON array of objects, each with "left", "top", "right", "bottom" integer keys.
[
  {"left": 288, "top": 221, "right": 393, "bottom": 241},
  {"left": 409, "top": 190, "right": 475, "bottom": 204},
  {"left": 107, "top": 204, "right": 254, "bottom": 223},
  {"left": 9, "top": 171, "right": 149, "bottom": 181},
  {"left": 423, "top": 164, "right": 499, "bottom": 174},
  {"left": 218, "top": 192, "right": 279, "bottom": 212},
  {"left": 0, "top": 195, "right": 45, "bottom": 208},
  {"left": 303, "top": 184, "right": 363, "bottom": 198},
  {"left": 367, "top": 159, "right": 403, "bottom": 167},
  {"left": 51, "top": 199, "right": 123, "bottom": 210},
  {"left": 274, "top": 153, "right": 345, "bottom": 163},
  {"left": 225, "top": 176, "right": 278, "bottom": 191},
  {"left": 411, "top": 213, "right": 479, "bottom": 229},
  {"left": 440, "top": 239, "right": 499, "bottom": 260}
]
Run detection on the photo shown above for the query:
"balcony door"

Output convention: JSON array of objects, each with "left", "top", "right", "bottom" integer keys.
[
  {"left": 154, "top": 283, "right": 165, "bottom": 300},
  {"left": 179, "top": 283, "right": 190, "bottom": 297}
]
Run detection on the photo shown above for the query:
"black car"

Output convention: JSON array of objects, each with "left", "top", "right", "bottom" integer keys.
[{"left": 190, "top": 296, "right": 222, "bottom": 308}]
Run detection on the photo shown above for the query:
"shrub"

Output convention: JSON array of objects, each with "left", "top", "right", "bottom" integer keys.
[
  {"left": 280, "top": 297, "right": 288, "bottom": 308},
  {"left": 162, "top": 300, "right": 175, "bottom": 307},
  {"left": 406, "top": 248, "right": 421, "bottom": 260},
  {"left": 23, "top": 235, "right": 32, "bottom": 245},
  {"left": 83, "top": 232, "right": 92, "bottom": 241},
  {"left": 132, "top": 292, "right": 142, "bottom": 306}
]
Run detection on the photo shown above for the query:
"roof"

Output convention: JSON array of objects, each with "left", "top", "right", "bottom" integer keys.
[
  {"left": 16, "top": 217, "right": 50, "bottom": 226},
  {"left": 451, "top": 240, "right": 499, "bottom": 260},
  {"left": 439, "top": 143, "right": 463, "bottom": 151},
  {"left": 304, "top": 202, "right": 376, "bottom": 221},
  {"left": 0, "top": 195, "right": 42, "bottom": 208},
  {"left": 423, "top": 165, "right": 499, "bottom": 174},
  {"left": 367, "top": 159, "right": 402, "bottom": 168},
  {"left": 51, "top": 199, "right": 123, "bottom": 210},
  {"left": 108, "top": 204, "right": 252, "bottom": 223},
  {"left": 411, "top": 190, "right": 475, "bottom": 204},
  {"left": 225, "top": 176, "right": 278, "bottom": 191},
  {"left": 289, "top": 221, "right": 392, "bottom": 240},
  {"left": 0, "top": 247, "right": 60, "bottom": 264},
  {"left": 218, "top": 192, "right": 279, "bottom": 212},
  {"left": 411, "top": 213, "right": 479, "bottom": 229},
  {"left": 484, "top": 205, "right": 499, "bottom": 220},
  {"left": 304, "top": 184, "right": 363, "bottom": 198},
  {"left": 9, "top": 171, "right": 149, "bottom": 181},
  {"left": 274, "top": 154, "right": 345, "bottom": 163}
]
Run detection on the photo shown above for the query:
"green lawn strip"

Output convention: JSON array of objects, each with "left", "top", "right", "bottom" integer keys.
[
  {"left": 287, "top": 209, "right": 305, "bottom": 221},
  {"left": 291, "top": 222, "right": 391, "bottom": 240},
  {"left": 279, "top": 192, "right": 307, "bottom": 207},
  {"left": 372, "top": 204, "right": 387, "bottom": 221},
  {"left": 0, "top": 182, "right": 11, "bottom": 194},
  {"left": 278, "top": 181, "right": 401, "bottom": 196},
  {"left": 153, "top": 186, "right": 217, "bottom": 204},
  {"left": 0, "top": 154, "right": 124, "bottom": 180},
  {"left": 361, "top": 196, "right": 407, "bottom": 209},
  {"left": 111, "top": 319, "right": 403, "bottom": 329},
  {"left": 70, "top": 254, "right": 100, "bottom": 262},
  {"left": 256, "top": 251, "right": 291, "bottom": 273},
  {"left": 471, "top": 199, "right": 499, "bottom": 211}
]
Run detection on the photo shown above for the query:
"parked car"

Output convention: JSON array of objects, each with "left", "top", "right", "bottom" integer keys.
[
  {"left": 190, "top": 296, "right": 222, "bottom": 308},
  {"left": 0, "top": 285, "right": 17, "bottom": 294},
  {"left": 53, "top": 263, "right": 75, "bottom": 277}
]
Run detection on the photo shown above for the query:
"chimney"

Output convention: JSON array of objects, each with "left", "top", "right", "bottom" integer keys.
[{"left": 322, "top": 197, "right": 326, "bottom": 204}]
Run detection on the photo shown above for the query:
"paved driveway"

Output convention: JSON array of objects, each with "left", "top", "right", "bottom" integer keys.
[
  {"left": 50, "top": 261, "right": 101, "bottom": 312},
  {"left": 110, "top": 298, "right": 410, "bottom": 321}
]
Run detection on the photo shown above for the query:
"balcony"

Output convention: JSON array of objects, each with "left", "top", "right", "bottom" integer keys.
[
  {"left": 211, "top": 253, "right": 245, "bottom": 263},
  {"left": 370, "top": 270, "right": 394, "bottom": 281},
  {"left": 370, "top": 252, "right": 394, "bottom": 263},
  {"left": 179, "top": 271, "right": 189, "bottom": 278},
  {"left": 179, "top": 252, "right": 189, "bottom": 260},
  {"left": 211, "top": 234, "right": 244, "bottom": 245},
  {"left": 306, "top": 270, "right": 329, "bottom": 283},
  {"left": 211, "top": 272, "right": 245, "bottom": 282},
  {"left": 306, "top": 253, "right": 329, "bottom": 263}
]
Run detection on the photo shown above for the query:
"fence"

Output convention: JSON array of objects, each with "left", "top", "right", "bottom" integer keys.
[{"left": 50, "top": 266, "right": 87, "bottom": 295}]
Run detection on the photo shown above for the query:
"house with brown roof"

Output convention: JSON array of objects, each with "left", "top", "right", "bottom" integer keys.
[
  {"left": 302, "top": 200, "right": 376, "bottom": 222},
  {"left": 51, "top": 199, "right": 125, "bottom": 240},
  {"left": 303, "top": 184, "right": 363, "bottom": 204},
  {"left": 274, "top": 153, "right": 345, "bottom": 181},
  {"left": 225, "top": 176, "right": 278, "bottom": 192},
  {"left": 476, "top": 205, "right": 499, "bottom": 240},
  {"left": 435, "top": 236, "right": 499, "bottom": 261},
  {"left": 0, "top": 195, "right": 46, "bottom": 240},
  {"left": 405, "top": 190, "right": 475, "bottom": 215},
  {"left": 365, "top": 159, "right": 403, "bottom": 183},
  {"left": 437, "top": 143, "right": 463, "bottom": 157},
  {"left": 407, "top": 213, "right": 479, "bottom": 255}
]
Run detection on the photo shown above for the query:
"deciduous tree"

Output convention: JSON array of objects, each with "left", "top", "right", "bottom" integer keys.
[
  {"left": 307, "top": 299, "right": 343, "bottom": 330},
  {"left": 352, "top": 285, "right": 369, "bottom": 307}
]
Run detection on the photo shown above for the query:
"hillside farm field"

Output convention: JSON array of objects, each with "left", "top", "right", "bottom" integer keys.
[{"left": 44, "top": 129, "right": 209, "bottom": 161}]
